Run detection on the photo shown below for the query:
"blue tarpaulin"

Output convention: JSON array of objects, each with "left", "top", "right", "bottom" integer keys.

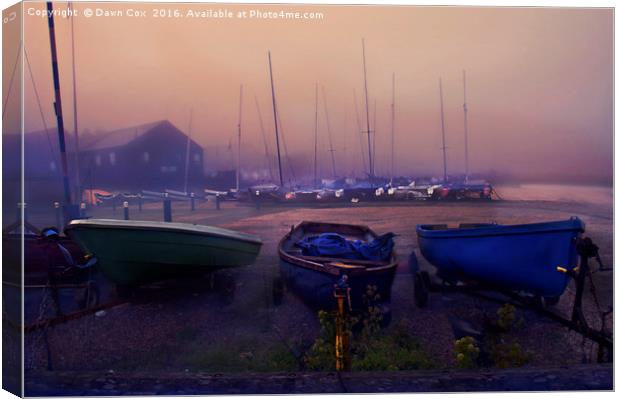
[{"left": 296, "top": 232, "right": 395, "bottom": 261}]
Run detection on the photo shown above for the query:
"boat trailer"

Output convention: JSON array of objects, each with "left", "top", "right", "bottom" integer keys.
[{"left": 412, "top": 236, "right": 613, "bottom": 362}]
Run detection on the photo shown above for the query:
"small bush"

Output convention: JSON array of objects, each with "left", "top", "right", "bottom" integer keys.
[{"left": 454, "top": 336, "right": 480, "bottom": 368}]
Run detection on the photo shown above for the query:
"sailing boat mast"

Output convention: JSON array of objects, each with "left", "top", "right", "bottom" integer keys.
[
  {"left": 390, "top": 73, "right": 395, "bottom": 182},
  {"left": 268, "top": 51, "right": 284, "bottom": 187},
  {"left": 439, "top": 78, "right": 448, "bottom": 183},
  {"left": 313, "top": 83, "right": 319, "bottom": 188},
  {"left": 183, "top": 109, "right": 193, "bottom": 193},
  {"left": 236, "top": 85, "right": 243, "bottom": 191},
  {"left": 361, "top": 39, "right": 373, "bottom": 181},
  {"left": 321, "top": 86, "right": 337, "bottom": 178},
  {"left": 69, "top": 1, "right": 80, "bottom": 203},
  {"left": 46, "top": 1, "right": 72, "bottom": 215},
  {"left": 352, "top": 90, "right": 367, "bottom": 176},
  {"left": 462, "top": 70, "right": 470, "bottom": 182}
]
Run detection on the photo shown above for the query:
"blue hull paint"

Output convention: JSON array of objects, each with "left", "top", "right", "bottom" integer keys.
[
  {"left": 279, "top": 259, "right": 396, "bottom": 311},
  {"left": 416, "top": 218, "right": 585, "bottom": 297}
]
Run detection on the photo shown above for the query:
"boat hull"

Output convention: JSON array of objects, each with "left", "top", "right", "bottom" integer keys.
[
  {"left": 278, "top": 221, "right": 397, "bottom": 313},
  {"left": 279, "top": 259, "right": 396, "bottom": 311},
  {"left": 416, "top": 218, "right": 584, "bottom": 298},
  {"left": 66, "top": 220, "right": 262, "bottom": 286}
]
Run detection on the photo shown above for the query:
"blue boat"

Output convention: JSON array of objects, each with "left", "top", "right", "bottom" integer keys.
[
  {"left": 416, "top": 218, "right": 585, "bottom": 298},
  {"left": 278, "top": 221, "right": 398, "bottom": 314}
]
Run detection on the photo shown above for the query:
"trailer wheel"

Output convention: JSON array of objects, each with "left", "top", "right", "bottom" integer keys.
[{"left": 414, "top": 271, "right": 429, "bottom": 308}]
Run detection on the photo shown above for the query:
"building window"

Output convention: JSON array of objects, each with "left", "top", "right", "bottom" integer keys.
[
  {"left": 95, "top": 155, "right": 101, "bottom": 166},
  {"left": 193, "top": 153, "right": 200, "bottom": 164},
  {"left": 109, "top": 152, "right": 116, "bottom": 166},
  {"left": 143, "top": 152, "right": 150, "bottom": 163}
]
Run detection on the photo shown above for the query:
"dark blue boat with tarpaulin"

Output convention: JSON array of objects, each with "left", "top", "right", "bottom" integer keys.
[
  {"left": 416, "top": 217, "right": 585, "bottom": 299},
  {"left": 278, "top": 221, "right": 398, "bottom": 317}
]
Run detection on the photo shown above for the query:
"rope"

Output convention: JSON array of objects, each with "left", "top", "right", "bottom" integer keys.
[{"left": 2, "top": 40, "right": 21, "bottom": 120}]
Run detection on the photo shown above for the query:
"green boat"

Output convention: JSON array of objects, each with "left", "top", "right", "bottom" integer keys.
[{"left": 65, "top": 219, "right": 262, "bottom": 286}]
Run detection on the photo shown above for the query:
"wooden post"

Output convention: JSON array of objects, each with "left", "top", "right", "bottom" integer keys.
[
  {"left": 54, "top": 202, "right": 61, "bottom": 228},
  {"left": 123, "top": 201, "right": 129, "bottom": 220},
  {"left": 255, "top": 190, "right": 261, "bottom": 210},
  {"left": 333, "top": 276, "right": 351, "bottom": 371},
  {"left": 163, "top": 193, "right": 172, "bottom": 222}
]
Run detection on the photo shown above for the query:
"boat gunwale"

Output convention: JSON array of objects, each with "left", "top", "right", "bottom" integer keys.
[
  {"left": 416, "top": 218, "right": 585, "bottom": 239},
  {"left": 65, "top": 219, "right": 263, "bottom": 246},
  {"left": 278, "top": 221, "right": 398, "bottom": 276}
]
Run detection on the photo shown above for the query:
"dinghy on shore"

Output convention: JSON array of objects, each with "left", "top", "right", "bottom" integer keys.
[{"left": 66, "top": 219, "right": 262, "bottom": 286}]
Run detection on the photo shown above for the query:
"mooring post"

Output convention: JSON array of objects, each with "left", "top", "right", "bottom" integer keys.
[
  {"left": 333, "top": 275, "right": 351, "bottom": 372},
  {"left": 163, "top": 193, "right": 172, "bottom": 222},
  {"left": 123, "top": 201, "right": 129, "bottom": 220},
  {"left": 190, "top": 192, "right": 195, "bottom": 211},
  {"left": 54, "top": 202, "right": 61, "bottom": 228},
  {"left": 138, "top": 194, "right": 143, "bottom": 212},
  {"left": 255, "top": 190, "right": 261, "bottom": 210},
  {"left": 215, "top": 193, "right": 221, "bottom": 210}
]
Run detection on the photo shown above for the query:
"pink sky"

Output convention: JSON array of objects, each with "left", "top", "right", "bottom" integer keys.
[{"left": 5, "top": 2, "right": 613, "bottom": 182}]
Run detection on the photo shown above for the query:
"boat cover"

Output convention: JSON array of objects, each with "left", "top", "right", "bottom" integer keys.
[{"left": 296, "top": 232, "right": 395, "bottom": 261}]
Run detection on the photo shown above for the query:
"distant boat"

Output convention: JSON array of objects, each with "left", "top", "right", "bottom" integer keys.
[
  {"left": 416, "top": 218, "right": 584, "bottom": 299},
  {"left": 66, "top": 219, "right": 262, "bottom": 286},
  {"left": 278, "top": 221, "right": 398, "bottom": 316}
]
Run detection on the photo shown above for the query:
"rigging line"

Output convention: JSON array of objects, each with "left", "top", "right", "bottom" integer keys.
[
  {"left": 254, "top": 95, "right": 275, "bottom": 182},
  {"left": 24, "top": 47, "right": 60, "bottom": 171},
  {"left": 2, "top": 40, "right": 22, "bottom": 121},
  {"left": 275, "top": 101, "right": 297, "bottom": 184}
]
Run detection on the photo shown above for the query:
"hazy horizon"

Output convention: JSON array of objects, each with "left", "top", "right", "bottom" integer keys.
[{"left": 4, "top": 2, "right": 613, "bottom": 184}]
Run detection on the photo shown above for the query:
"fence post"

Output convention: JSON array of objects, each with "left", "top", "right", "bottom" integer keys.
[
  {"left": 163, "top": 193, "right": 172, "bottom": 222},
  {"left": 123, "top": 201, "right": 130, "bottom": 220},
  {"left": 54, "top": 202, "right": 61, "bottom": 228},
  {"left": 190, "top": 192, "right": 195, "bottom": 211},
  {"left": 255, "top": 190, "right": 261, "bottom": 210}
]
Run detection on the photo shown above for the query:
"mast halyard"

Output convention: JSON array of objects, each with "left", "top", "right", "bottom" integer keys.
[
  {"left": 268, "top": 51, "right": 284, "bottom": 187},
  {"left": 439, "top": 78, "right": 448, "bottom": 183},
  {"left": 46, "top": 1, "right": 73, "bottom": 218},
  {"left": 236, "top": 85, "right": 243, "bottom": 191},
  {"left": 321, "top": 86, "right": 337, "bottom": 178},
  {"left": 361, "top": 39, "right": 374, "bottom": 182},
  {"left": 463, "top": 69, "right": 470, "bottom": 182}
]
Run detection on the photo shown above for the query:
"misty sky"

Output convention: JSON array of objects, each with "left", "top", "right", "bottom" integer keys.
[{"left": 5, "top": 2, "right": 613, "bottom": 182}]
